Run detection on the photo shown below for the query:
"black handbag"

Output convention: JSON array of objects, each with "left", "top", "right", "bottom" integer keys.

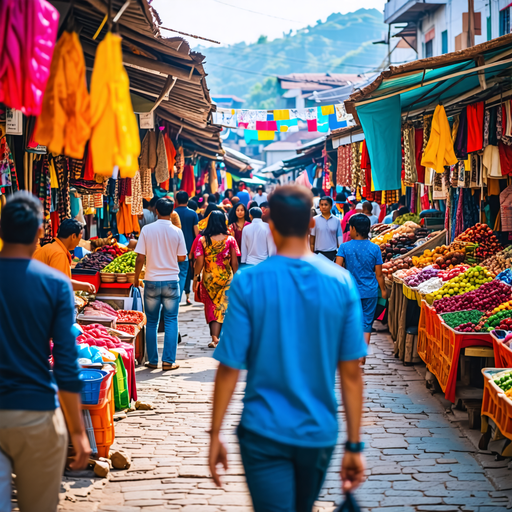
[{"left": 334, "top": 493, "right": 361, "bottom": 512}]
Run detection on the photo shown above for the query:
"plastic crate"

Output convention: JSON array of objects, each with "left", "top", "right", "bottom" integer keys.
[
  {"left": 72, "top": 270, "right": 101, "bottom": 293},
  {"left": 481, "top": 368, "right": 512, "bottom": 441},
  {"left": 82, "top": 368, "right": 115, "bottom": 410},
  {"left": 89, "top": 385, "right": 115, "bottom": 458},
  {"left": 491, "top": 331, "right": 512, "bottom": 368},
  {"left": 79, "top": 369, "right": 108, "bottom": 405}
]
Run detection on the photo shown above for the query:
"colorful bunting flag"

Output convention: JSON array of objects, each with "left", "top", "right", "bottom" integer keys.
[
  {"left": 307, "top": 119, "right": 317, "bottom": 132},
  {"left": 321, "top": 105, "right": 335, "bottom": 116},
  {"left": 274, "top": 109, "right": 290, "bottom": 121},
  {"left": 258, "top": 130, "right": 275, "bottom": 141}
]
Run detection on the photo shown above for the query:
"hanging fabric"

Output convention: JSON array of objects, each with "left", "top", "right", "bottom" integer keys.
[
  {"left": 466, "top": 101, "right": 484, "bottom": 153},
  {"left": 164, "top": 133, "right": 176, "bottom": 179},
  {"left": 402, "top": 123, "right": 418, "bottom": 184},
  {"left": 130, "top": 171, "right": 143, "bottom": 216},
  {"left": 422, "top": 105, "right": 458, "bottom": 173},
  {"left": 180, "top": 164, "right": 196, "bottom": 197},
  {"left": 154, "top": 132, "right": 169, "bottom": 184},
  {"left": 139, "top": 130, "right": 157, "bottom": 171},
  {"left": 140, "top": 168, "right": 152, "bottom": 199},
  {"left": 336, "top": 145, "right": 352, "bottom": 187},
  {"left": 0, "top": 0, "right": 59, "bottom": 115},
  {"left": 350, "top": 142, "right": 362, "bottom": 190},
  {"left": 90, "top": 32, "right": 140, "bottom": 178},
  {"left": 414, "top": 128, "right": 425, "bottom": 183},
  {"left": 34, "top": 31, "right": 91, "bottom": 158}
]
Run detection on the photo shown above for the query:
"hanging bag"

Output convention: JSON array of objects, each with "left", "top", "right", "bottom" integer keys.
[{"left": 334, "top": 493, "right": 361, "bottom": 512}]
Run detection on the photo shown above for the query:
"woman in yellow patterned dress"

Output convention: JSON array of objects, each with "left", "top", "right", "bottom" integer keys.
[{"left": 193, "top": 211, "right": 240, "bottom": 348}]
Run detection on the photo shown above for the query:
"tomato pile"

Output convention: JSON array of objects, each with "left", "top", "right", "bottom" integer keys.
[{"left": 117, "top": 310, "right": 144, "bottom": 324}]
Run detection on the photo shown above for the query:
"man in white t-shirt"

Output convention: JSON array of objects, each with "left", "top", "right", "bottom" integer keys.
[
  {"left": 253, "top": 185, "right": 268, "bottom": 206},
  {"left": 134, "top": 198, "right": 187, "bottom": 371}
]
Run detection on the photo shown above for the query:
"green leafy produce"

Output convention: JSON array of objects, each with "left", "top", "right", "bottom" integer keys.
[
  {"left": 441, "top": 310, "right": 483, "bottom": 329},
  {"left": 101, "top": 251, "right": 137, "bottom": 274},
  {"left": 483, "top": 309, "right": 512, "bottom": 330},
  {"left": 394, "top": 213, "right": 421, "bottom": 226}
]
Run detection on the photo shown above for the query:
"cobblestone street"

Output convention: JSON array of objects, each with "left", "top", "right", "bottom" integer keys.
[{"left": 58, "top": 303, "right": 512, "bottom": 512}]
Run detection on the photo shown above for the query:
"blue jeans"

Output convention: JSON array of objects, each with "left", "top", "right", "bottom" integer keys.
[
  {"left": 144, "top": 281, "right": 180, "bottom": 365},
  {"left": 178, "top": 258, "right": 189, "bottom": 301},
  {"left": 237, "top": 425, "right": 334, "bottom": 512}
]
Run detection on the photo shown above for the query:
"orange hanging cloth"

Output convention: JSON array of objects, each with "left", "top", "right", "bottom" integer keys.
[
  {"left": 90, "top": 32, "right": 140, "bottom": 177},
  {"left": 164, "top": 134, "right": 176, "bottom": 178},
  {"left": 180, "top": 164, "right": 196, "bottom": 197},
  {"left": 34, "top": 31, "right": 91, "bottom": 158}
]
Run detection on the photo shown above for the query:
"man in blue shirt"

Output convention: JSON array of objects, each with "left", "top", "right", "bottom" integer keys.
[
  {"left": 209, "top": 185, "right": 366, "bottom": 511},
  {"left": 0, "top": 192, "right": 90, "bottom": 512},
  {"left": 236, "top": 181, "right": 251, "bottom": 207},
  {"left": 174, "top": 191, "right": 199, "bottom": 305}
]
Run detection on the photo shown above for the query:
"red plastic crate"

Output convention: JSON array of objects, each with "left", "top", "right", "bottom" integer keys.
[
  {"left": 481, "top": 368, "right": 512, "bottom": 442},
  {"left": 72, "top": 270, "right": 101, "bottom": 293}
]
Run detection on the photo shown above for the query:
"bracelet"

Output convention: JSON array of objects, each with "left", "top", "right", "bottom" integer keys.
[{"left": 345, "top": 441, "right": 364, "bottom": 453}]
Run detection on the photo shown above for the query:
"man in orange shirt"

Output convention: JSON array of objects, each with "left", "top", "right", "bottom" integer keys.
[{"left": 34, "top": 219, "right": 95, "bottom": 293}]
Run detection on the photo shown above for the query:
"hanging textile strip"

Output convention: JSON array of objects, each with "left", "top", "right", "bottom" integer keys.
[
  {"left": 93, "top": 194, "right": 103, "bottom": 209},
  {"left": 131, "top": 170, "right": 143, "bottom": 216},
  {"left": 336, "top": 145, "right": 352, "bottom": 187},
  {"left": 54, "top": 155, "right": 71, "bottom": 222},
  {"left": 0, "top": 138, "right": 14, "bottom": 188},
  {"left": 69, "top": 157, "right": 84, "bottom": 180},
  {"left": 113, "top": 178, "right": 120, "bottom": 212},
  {"left": 422, "top": 114, "right": 433, "bottom": 153},
  {"left": 140, "top": 167, "right": 152, "bottom": 199},
  {"left": 402, "top": 123, "right": 418, "bottom": 185},
  {"left": 350, "top": 142, "right": 361, "bottom": 190}
]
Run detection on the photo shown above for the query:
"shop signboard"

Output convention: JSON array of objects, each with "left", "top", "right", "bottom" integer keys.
[{"left": 6, "top": 108, "right": 23, "bottom": 135}]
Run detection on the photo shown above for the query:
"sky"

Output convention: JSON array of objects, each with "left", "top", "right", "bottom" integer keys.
[{"left": 151, "top": 0, "right": 387, "bottom": 48}]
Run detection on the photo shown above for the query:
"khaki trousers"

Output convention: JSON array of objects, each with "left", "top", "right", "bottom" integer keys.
[{"left": 0, "top": 409, "right": 68, "bottom": 512}]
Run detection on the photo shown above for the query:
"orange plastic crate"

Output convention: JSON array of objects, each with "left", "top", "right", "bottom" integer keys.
[
  {"left": 89, "top": 386, "right": 115, "bottom": 457},
  {"left": 490, "top": 332, "right": 512, "bottom": 368},
  {"left": 481, "top": 368, "right": 512, "bottom": 441}
]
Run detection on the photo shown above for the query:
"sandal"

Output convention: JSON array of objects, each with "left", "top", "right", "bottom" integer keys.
[
  {"left": 144, "top": 362, "right": 158, "bottom": 369},
  {"left": 162, "top": 362, "right": 180, "bottom": 371},
  {"left": 208, "top": 341, "right": 218, "bottom": 348}
]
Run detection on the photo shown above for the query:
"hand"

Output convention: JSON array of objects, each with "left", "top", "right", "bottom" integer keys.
[
  {"left": 209, "top": 432, "right": 228, "bottom": 487},
  {"left": 380, "top": 288, "right": 388, "bottom": 300},
  {"left": 193, "top": 279, "right": 199, "bottom": 293},
  {"left": 81, "top": 282, "right": 96, "bottom": 294},
  {"left": 69, "top": 431, "right": 92, "bottom": 470},
  {"left": 341, "top": 451, "right": 366, "bottom": 493}
]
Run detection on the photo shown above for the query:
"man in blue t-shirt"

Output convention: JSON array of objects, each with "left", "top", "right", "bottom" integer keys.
[
  {"left": 174, "top": 191, "right": 199, "bottom": 304},
  {"left": 336, "top": 213, "right": 387, "bottom": 346},
  {"left": 209, "top": 185, "right": 366, "bottom": 511},
  {"left": 0, "top": 192, "right": 90, "bottom": 511},
  {"left": 236, "top": 181, "right": 251, "bottom": 207}
]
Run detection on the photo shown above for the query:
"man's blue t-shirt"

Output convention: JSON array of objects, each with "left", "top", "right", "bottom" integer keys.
[
  {"left": 174, "top": 206, "right": 199, "bottom": 252},
  {"left": 214, "top": 255, "right": 367, "bottom": 448},
  {"left": 0, "top": 258, "right": 82, "bottom": 411},
  {"left": 337, "top": 240, "right": 383, "bottom": 299},
  {"left": 237, "top": 190, "right": 250, "bottom": 207}
]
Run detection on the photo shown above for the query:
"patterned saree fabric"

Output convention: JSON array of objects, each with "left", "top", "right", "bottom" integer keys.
[
  {"left": 90, "top": 32, "right": 140, "bottom": 178},
  {"left": 0, "top": 0, "right": 59, "bottom": 115},
  {"left": 402, "top": 123, "right": 418, "bottom": 185},
  {"left": 34, "top": 31, "right": 91, "bottom": 159}
]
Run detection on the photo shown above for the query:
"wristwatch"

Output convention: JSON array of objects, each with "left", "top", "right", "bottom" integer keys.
[{"left": 345, "top": 441, "right": 364, "bottom": 453}]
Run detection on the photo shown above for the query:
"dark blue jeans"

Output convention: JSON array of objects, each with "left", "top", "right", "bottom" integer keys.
[
  {"left": 144, "top": 281, "right": 180, "bottom": 365},
  {"left": 237, "top": 425, "right": 335, "bottom": 512}
]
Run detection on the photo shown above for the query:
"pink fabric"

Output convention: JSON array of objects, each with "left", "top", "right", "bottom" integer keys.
[
  {"left": 119, "top": 342, "right": 137, "bottom": 402},
  {"left": 0, "top": 0, "right": 59, "bottom": 115},
  {"left": 295, "top": 171, "right": 312, "bottom": 189},
  {"left": 341, "top": 209, "right": 357, "bottom": 242}
]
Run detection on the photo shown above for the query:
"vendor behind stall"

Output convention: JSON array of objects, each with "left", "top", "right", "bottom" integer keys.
[{"left": 34, "top": 219, "right": 95, "bottom": 293}]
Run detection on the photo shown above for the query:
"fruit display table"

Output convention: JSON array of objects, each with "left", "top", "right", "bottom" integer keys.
[{"left": 418, "top": 301, "right": 493, "bottom": 402}]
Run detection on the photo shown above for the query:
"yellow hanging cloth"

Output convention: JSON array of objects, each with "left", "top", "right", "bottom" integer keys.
[
  {"left": 34, "top": 32, "right": 91, "bottom": 159},
  {"left": 49, "top": 160, "right": 59, "bottom": 188},
  {"left": 90, "top": 32, "right": 140, "bottom": 178},
  {"left": 421, "top": 105, "right": 458, "bottom": 173}
]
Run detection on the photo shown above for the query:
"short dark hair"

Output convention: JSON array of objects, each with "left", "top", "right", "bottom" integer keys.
[
  {"left": 224, "top": 189, "right": 234, "bottom": 199},
  {"left": 203, "top": 210, "right": 228, "bottom": 245},
  {"left": 58, "top": 219, "right": 83, "bottom": 239},
  {"left": 175, "top": 191, "right": 189, "bottom": 205},
  {"left": 311, "top": 187, "right": 321, "bottom": 197},
  {"left": 208, "top": 194, "right": 217, "bottom": 205},
  {"left": 0, "top": 191, "right": 43, "bottom": 244},
  {"left": 336, "top": 193, "right": 346, "bottom": 202},
  {"left": 259, "top": 201, "right": 269, "bottom": 209},
  {"left": 362, "top": 201, "right": 373, "bottom": 214},
  {"left": 238, "top": 181, "right": 245, "bottom": 188},
  {"left": 149, "top": 197, "right": 158, "bottom": 208},
  {"left": 397, "top": 206, "right": 410, "bottom": 216},
  {"left": 269, "top": 185, "right": 312, "bottom": 237},
  {"left": 188, "top": 199, "right": 198, "bottom": 212},
  {"left": 349, "top": 214, "right": 371, "bottom": 238},
  {"left": 249, "top": 207, "right": 262, "bottom": 219},
  {"left": 320, "top": 196, "right": 333, "bottom": 207},
  {"left": 156, "top": 198, "right": 174, "bottom": 216},
  {"left": 248, "top": 200, "right": 258, "bottom": 210}
]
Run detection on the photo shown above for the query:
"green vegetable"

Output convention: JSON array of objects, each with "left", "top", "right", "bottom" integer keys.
[
  {"left": 441, "top": 310, "right": 483, "bottom": 329},
  {"left": 100, "top": 251, "right": 137, "bottom": 274}
]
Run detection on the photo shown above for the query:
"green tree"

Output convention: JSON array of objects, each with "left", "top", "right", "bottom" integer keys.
[{"left": 246, "top": 77, "right": 280, "bottom": 109}]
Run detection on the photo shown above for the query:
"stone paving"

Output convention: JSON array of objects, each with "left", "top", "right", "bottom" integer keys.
[{"left": 55, "top": 303, "right": 512, "bottom": 512}]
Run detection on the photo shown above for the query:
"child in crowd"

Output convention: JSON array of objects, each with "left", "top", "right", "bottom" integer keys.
[{"left": 336, "top": 214, "right": 387, "bottom": 348}]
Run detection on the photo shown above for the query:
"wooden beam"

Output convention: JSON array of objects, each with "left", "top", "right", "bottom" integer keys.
[{"left": 475, "top": 55, "right": 487, "bottom": 90}]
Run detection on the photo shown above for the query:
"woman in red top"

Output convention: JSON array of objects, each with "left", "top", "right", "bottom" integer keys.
[{"left": 228, "top": 203, "right": 250, "bottom": 258}]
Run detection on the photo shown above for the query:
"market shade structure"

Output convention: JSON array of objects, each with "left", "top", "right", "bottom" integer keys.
[
  {"left": 50, "top": 0, "right": 223, "bottom": 160},
  {"left": 344, "top": 33, "right": 512, "bottom": 191}
]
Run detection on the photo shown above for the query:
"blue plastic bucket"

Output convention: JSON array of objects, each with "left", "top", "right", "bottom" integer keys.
[{"left": 79, "top": 369, "right": 108, "bottom": 405}]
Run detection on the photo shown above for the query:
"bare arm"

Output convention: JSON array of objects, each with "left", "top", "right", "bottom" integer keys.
[
  {"left": 230, "top": 245, "right": 239, "bottom": 274},
  {"left": 338, "top": 359, "right": 365, "bottom": 492},
  {"left": 193, "top": 255, "right": 204, "bottom": 293},
  {"left": 209, "top": 364, "right": 240, "bottom": 486},
  {"left": 71, "top": 279, "right": 95, "bottom": 293},
  {"left": 134, "top": 253, "right": 145, "bottom": 287},
  {"left": 58, "top": 390, "right": 91, "bottom": 470},
  {"left": 194, "top": 225, "right": 200, "bottom": 237},
  {"left": 375, "top": 264, "right": 387, "bottom": 299},
  {"left": 310, "top": 235, "right": 315, "bottom": 253},
  {"left": 177, "top": 255, "right": 186, "bottom": 262},
  {"left": 335, "top": 256, "right": 345, "bottom": 268}
]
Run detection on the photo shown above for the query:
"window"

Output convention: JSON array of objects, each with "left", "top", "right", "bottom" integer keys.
[
  {"left": 425, "top": 40, "right": 433, "bottom": 58},
  {"left": 500, "top": 8, "right": 510, "bottom": 36},
  {"left": 441, "top": 30, "right": 448, "bottom": 53}
]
